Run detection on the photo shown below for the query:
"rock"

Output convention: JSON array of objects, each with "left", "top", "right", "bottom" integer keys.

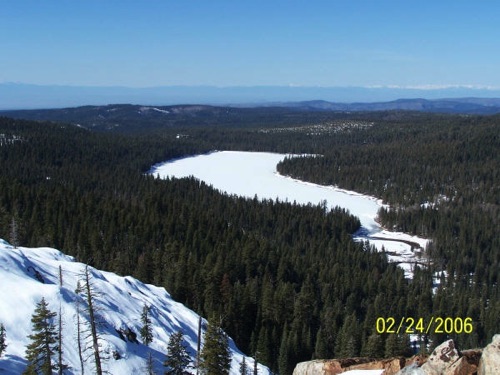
[
  {"left": 420, "top": 339, "right": 460, "bottom": 375},
  {"left": 292, "top": 337, "right": 495, "bottom": 375},
  {"left": 445, "top": 356, "right": 477, "bottom": 375},
  {"left": 478, "top": 334, "right": 500, "bottom": 375},
  {"left": 292, "top": 357, "right": 405, "bottom": 375},
  {"left": 293, "top": 359, "right": 327, "bottom": 375},
  {"left": 394, "top": 363, "right": 426, "bottom": 374}
]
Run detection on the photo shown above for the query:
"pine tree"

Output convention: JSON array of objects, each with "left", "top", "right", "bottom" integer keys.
[
  {"left": 199, "top": 318, "right": 231, "bottom": 375},
  {"left": 239, "top": 357, "right": 248, "bottom": 375},
  {"left": 140, "top": 304, "right": 153, "bottom": 346},
  {"left": 24, "top": 298, "right": 58, "bottom": 375},
  {"left": 278, "top": 328, "right": 293, "bottom": 375},
  {"left": 361, "top": 333, "right": 384, "bottom": 358},
  {"left": 0, "top": 323, "right": 7, "bottom": 358},
  {"left": 163, "top": 331, "right": 191, "bottom": 375}
]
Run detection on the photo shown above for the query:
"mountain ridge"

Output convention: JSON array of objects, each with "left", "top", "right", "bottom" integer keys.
[
  {"left": 3, "top": 97, "right": 500, "bottom": 133},
  {"left": 268, "top": 97, "right": 500, "bottom": 113},
  {"left": 2, "top": 82, "right": 500, "bottom": 111}
]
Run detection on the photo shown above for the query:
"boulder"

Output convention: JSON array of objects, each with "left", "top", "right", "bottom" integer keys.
[
  {"left": 293, "top": 359, "right": 328, "bottom": 375},
  {"left": 478, "top": 334, "right": 500, "bottom": 375},
  {"left": 420, "top": 339, "right": 460, "bottom": 375}
]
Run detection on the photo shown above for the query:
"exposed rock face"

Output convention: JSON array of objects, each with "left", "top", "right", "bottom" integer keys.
[
  {"left": 478, "top": 334, "right": 500, "bottom": 375},
  {"left": 293, "top": 337, "right": 494, "bottom": 375},
  {"left": 292, "top": 357, "right": 405, "bottom": 374}
]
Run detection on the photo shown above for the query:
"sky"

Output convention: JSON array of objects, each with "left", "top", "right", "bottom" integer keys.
[{"left": 1, "top": 0, "right": 499, "bottom": 89}]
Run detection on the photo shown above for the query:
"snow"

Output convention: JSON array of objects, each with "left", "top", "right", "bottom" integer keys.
[
  {"left": 138, "top": 106, "right": 170, "bottom": 114},
  {"left": 150, "top": 151, "right": 431, "bottom": 278},
  {"left": 0, "top": 239, "right": 270, "bottom": 375},
  {"left": 151, "top": 107, "right": 170, "bottom": 114}
]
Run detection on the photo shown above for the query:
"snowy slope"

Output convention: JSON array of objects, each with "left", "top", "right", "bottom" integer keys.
[{"left": 0, "top": 239, "right": 269, "bottom": 375}]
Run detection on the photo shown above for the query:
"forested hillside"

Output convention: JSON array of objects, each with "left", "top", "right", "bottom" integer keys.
[
  {"left": 277, "top": 113, "right": 500, "bottom": 355},
  {"left": 0, "top": 111, "right": 498, "bottom": 374}
]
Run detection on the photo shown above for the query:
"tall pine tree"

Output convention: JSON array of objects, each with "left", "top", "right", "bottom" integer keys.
[
  {"left": 200, "top": 318, "right": 231, "bottom": 375},
  {"left": 164, "top": 330, "right": 191, "bottom": 375},
  {"left": 24, "top": 298, "right": 58, "bottom": 375},
  {"left": 140, "top": 304, "right": 153, "bottom": 346}
]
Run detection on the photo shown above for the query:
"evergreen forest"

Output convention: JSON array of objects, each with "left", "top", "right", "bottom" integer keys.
[{"left": 0, "top": 108, "right": 498, "bottom": 374}]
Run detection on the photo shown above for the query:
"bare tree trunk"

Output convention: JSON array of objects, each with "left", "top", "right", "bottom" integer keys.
[
  {"left": 196, "top": 315, "right": 202, "bottom": 375},
  {"left": 84, "top": 265, "right": 103, "bottom": 375}
]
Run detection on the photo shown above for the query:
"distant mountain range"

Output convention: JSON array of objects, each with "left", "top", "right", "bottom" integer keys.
[
  {"left": 275, "top": 97, "right": 500, "bottom": 114},
  {"left": 2, "top": 82, "right": 500, "bottom": 112},
  {"left": 3, "top": 98, "right": 500, "bottom": 133}
]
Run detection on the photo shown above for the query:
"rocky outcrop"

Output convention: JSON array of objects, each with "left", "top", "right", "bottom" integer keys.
[
  {"left": 292, "top": 357, "right": 405, "bottom": 374},
  {"left": 478, "top": 334, "right": 500, "bottom": 375},
  {"left": 292, "top": 336, "right": 500, "bottom": 375}
]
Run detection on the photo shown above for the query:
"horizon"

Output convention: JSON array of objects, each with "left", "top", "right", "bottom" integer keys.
[{"left": 3, "top": 82, "right": 500, "bottom": 110}]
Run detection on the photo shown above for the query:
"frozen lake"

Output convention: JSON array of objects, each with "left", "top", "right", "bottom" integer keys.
[{"left": 150, "top": 151, "right": 429, "bottom": 277}]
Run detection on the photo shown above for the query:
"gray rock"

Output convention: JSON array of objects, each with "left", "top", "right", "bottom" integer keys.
[
  {"left": 478, "top": 334, "right": 500, "bottom": 375},
  {"left": 395, "top": 362, "right": 426, "bottom": 374}
]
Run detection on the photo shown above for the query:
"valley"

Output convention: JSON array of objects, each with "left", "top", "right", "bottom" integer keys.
[
  {"left": 0, "top": 108, "right": 498, "bottom": 374},
  {"left": 150, "top": 151, "right": 429, "bottom": 278}
]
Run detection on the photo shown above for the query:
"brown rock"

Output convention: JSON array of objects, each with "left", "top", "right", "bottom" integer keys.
[{"left": 445, "top": 356, "right": 477, "bottom": 375}]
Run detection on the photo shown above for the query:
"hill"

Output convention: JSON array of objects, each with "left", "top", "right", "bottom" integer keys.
[
  {"left": 0, "top": 238, "right": 269, "bottom": 374},
  {"left": 4, "top": 98, "right": 500, "bottom": 134}
]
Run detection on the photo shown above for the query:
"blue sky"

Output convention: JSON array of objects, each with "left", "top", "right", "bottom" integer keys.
[{"left": 1, "top": 0, "right": 499, "bottom": 88}]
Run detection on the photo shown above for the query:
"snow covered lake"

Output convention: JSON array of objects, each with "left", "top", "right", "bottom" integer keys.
[{"left": 150, "top": 151, "right": 429, "bottom": 277}]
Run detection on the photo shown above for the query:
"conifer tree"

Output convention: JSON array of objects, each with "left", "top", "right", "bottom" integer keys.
[
  {"left": 140, "top": 304, "right": 153, "bottom": 346},
  {"left": 0, "top": 323, "right": 7, "bottom": 358},
  {"left": 199, "top": 318, "right": 231, "bottom": 375},
  {"left": 24, "top": 298, "right": 58, "bottom": 375},
  {"left": 361, "top": 333, "right": 384, "bottom": 358},
  {"left": 164, "top": 330, "right": 191, "bottom": 375},
  {"left": 278, "top": 328, "right": 293, "bottom": 375},
  {"left": 239, "top": 357, "right": 248, "bottom": 375}
]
